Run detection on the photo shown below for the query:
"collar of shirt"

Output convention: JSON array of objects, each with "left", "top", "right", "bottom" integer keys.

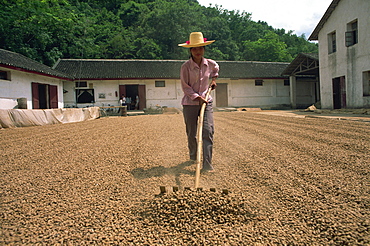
[{"left": 189, "top": 57, "right": 209, "bottom": 70}]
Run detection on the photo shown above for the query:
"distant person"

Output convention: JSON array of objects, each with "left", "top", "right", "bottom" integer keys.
[
  {"left": 126, "top": 96, "right": 131, "bottom": 110},
  {"left": 135, "top": 95, "right": 139, "bottom": 110},
  {"left": 118, "top": 95, "right": 126, "bottom": 114},
  {"left": 120, "top": 95, "right": 126, "bottom": 106},
  {"left": 178, "top": 32, "right": 219, "bottom": 172}
]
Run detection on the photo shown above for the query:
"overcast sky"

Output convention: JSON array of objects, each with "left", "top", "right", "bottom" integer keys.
[{"left": 197, "top": 0, "right": 333, "bottom": 38}]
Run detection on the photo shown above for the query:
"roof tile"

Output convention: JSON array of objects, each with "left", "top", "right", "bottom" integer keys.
[
  {"left": 53, "top": 59, "right": 289, "bottom": 80},
  {"left": 0, "top": 49, "right": 71, "bottom": 79}
]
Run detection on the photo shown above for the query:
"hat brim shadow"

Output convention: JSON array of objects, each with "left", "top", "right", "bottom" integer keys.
[{"left": 178, "top": 40, "right": 215, "bottom": 48}]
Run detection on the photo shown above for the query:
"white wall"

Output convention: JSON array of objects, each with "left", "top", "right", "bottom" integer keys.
[
  {"left": 146, "top": 79, "right": 182, "bottom": 108},
  {"left": 0, "top": 68, "right": 64, "bottom": 109},
  {"left": 64, "top": 80, "right": 123, "bottom": 108},
  {"left": 226, "top": 79, "right": 290, "bottom": 108},
  {"left": 318, "top": 0, "right": 370, "bottom": 109},
  {"left": 63, "top": 79, "right": 184, "bottom": 109},
  {"left": 62, "top": 77, "right": 321, "bottom": 110}
]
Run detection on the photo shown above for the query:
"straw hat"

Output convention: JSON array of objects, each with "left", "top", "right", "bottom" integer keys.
[{"left": 178, "top": 32, "right": 215, "bottom": 48}]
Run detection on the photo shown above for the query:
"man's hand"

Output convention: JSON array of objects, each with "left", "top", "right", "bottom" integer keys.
[
  {"left": 211, "top": 78, "right": 217, "bottom": 90},
  {"left": 196, "top": 96, "right": 208, "bottom": 105}
]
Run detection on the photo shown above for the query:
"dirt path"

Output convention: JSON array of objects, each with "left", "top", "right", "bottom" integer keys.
[{"left": 1, "top": 112, "right": 369, "bottom": 245}]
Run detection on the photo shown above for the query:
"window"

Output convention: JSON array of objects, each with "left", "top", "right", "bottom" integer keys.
[
  {"left": 75, "top": 81, "right": 87, "bottom": 87},
  {"left": 284, "top": 80, "right": 290, "bottom": 86},
  {"left": 76, "top": 89, "right": 95, "bottom": 103},
  {"left": 328, "top": 31, "right": 336, "bottom": 53},
  {"left": 0, "top": 70, "right": 10, "bottom": 80},
  {"left": 155, "top": 81, "right": 165, "bottom": 87},
  {"left": 346, "top": 20, "right": 358, "bottom": 47},
  {"left": 255, "top": 80, "right": 263, "bottom": 86}
]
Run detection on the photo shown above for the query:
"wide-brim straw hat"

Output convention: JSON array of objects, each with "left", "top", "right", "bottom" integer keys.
[{"left": 178, "top": 32, "right": 215, "bottom": 48}]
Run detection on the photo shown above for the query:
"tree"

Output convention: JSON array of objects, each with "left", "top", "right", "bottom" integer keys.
[
  {"left": 242, "top": 31, "right": 293, "bottom": 62},
  {"left": 0, "top": 0, "right": 317, "bottom": 65},
  {"left": 142, "top": 0, "right": 204, "bottom": 59}
]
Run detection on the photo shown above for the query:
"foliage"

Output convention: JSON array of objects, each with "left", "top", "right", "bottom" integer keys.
[
  {"left": 242, "top": 31, "right": 293, "bottom": 62},
  {"left": 0, "top": 0, "right": 318, "bottom": 66}
]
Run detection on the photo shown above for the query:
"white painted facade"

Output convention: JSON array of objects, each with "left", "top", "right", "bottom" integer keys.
[
  {"left": 2, "top": 50, "right": 316, "bottom": 110},
  {"left": 0, "top": 68, "right": 64, "bottom": 109},
  {"left": 63, "top": 77, "right": 293, "bottom": 109},
  {"left": 316, "top": 0, "right": 370, "bottom": 109},
  {"left": 223, "top": 79, "right": 291, "bottom": 108},
  {"left": 63, "top": 79, "right": 184, "bottom": 108}
]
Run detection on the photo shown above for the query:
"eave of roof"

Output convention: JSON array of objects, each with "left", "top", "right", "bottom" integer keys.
[
  {"left": 308, "top": 0, "right": 341, "bottom": 41},
  {"left": 53, "top": 59, "right": 289, "bottom": 80},
  {"left": 0, "top": 49, "right": 72, "bottom": 80}
]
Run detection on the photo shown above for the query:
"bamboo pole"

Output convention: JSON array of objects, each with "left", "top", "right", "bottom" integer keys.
[{"left": 194, "top": 85, "right": 213, "bottom": 189}]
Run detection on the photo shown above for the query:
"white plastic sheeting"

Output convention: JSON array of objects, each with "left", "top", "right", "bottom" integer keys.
[{"left": 0, "top": 107, "right": 100, "bottom": 128}]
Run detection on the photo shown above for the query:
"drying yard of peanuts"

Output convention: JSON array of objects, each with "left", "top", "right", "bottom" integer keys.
[{"left": 1, "top": 111, "right": 369, "bottom": 245}]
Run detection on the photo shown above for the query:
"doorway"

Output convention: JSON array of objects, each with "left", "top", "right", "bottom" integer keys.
[
  {"left": 216, "top": 83, "right": 228, "bottom": 107},
  {"left": 332, "top": 76, "right": 346, "bottom": 109},
  {"left": 32, "top": 82, "right": 58, "bottom": 109},
  {"left": 119, "top": 84, "right": 146, "bottom": 110}
]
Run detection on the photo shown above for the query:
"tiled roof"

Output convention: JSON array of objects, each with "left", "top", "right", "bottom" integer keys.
[
  {"left": 308, "top": 0, "right": 341, "bottom": 40},
  {"left": 219, "top": 61, "right": 289, "bottom": 79},
  {"left": 53, "top": 59, "right": 289, "bottom": 80},
  {"left": 53, "top": 59, "right": 184, "bottom": 79},
  {"left": 0, "top": 49, "right": 71, "bottom": 79}
]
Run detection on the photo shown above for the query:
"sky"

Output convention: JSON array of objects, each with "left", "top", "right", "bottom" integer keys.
[{"left": 197, "top": 0, "right": 333, "bottom": 38}]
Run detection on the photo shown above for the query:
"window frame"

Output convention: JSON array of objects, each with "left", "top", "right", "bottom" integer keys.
[
  {"left": 75, "top": 81, "right": 88, "bottom": 88},
  {"left": 0, "top": 70, "right": 10, "bottom": 80},
  {"left": 76, "top": 88, "right": 95, "bottom": 103},
  {"left": 345, "top": 20, "right": 358, "bottom": 47},
  {"left": 328, "top": 31, "right": 336, "bottom": 54},
  {"left": 255, "top": 79, "right": 263, "bottom": 86},
  {"left": 155, "top": 80, "right": 165, "bottom": 87}
]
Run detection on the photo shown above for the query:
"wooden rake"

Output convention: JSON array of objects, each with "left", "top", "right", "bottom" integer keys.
[{"left": 194, "top": 83, "right": 213, "bottom": 189}]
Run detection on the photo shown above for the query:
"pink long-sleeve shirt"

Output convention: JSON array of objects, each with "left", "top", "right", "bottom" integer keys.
[{"left": 180, "top": 58, "right": 219, "bottom": 105}]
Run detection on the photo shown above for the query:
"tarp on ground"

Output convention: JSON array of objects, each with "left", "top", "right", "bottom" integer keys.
[{"left": 0, "top": 107, "right": 100, "bottom": 128}]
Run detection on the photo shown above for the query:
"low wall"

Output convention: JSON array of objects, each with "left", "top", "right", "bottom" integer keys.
[{"left": 0, "top": 107, "right": 100, "bottom": 128}]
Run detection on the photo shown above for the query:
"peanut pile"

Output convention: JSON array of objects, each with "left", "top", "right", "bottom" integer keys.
[{"left": 1, "top": 112, "right": 369, "bottom": 245}]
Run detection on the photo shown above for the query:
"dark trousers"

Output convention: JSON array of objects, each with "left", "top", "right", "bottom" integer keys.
[{"left": 183, "top": 103, "right": 214, "bottom": 170}]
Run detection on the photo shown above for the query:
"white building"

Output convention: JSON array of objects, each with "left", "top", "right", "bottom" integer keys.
[
  {"left": 0, "top": 49, "right": 71, "bottom": 109},
  {"left": 309, "top": 0, "right": 370, "bottom": 109},
  {"left": 54, "top": 59, "right": 313, "bottom": 110},
  {"left": 1, "top": 48, "right": 319, "bottom": 111}
]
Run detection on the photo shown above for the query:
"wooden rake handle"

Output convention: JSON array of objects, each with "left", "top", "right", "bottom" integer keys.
[{"left": 194, "top": 84, "right": 213, "bottom": 188}]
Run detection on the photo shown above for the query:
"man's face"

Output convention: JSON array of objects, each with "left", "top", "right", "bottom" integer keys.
[{"left": 191, "top": 47, "right": 205, "bottom": 58}]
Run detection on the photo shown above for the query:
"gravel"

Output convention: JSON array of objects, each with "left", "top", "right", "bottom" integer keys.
[{"left": 1, "top": 112, "right": 369, "bottom": 245}]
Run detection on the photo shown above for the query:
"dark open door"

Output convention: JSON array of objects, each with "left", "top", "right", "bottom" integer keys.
[
  {"left": 31, "top": 82, "right": 40, "bottom": 109},
  {"left": 119, "top": 85, "right": 126, "bottom": 100},
  {"left": 138, "top": 85, "right": 146, "bottom": 110},
  {"left": 340, "top": 76, "right": 346, "bottom": 108},
  {"left": 49, "top": 85, "right": 58, "bottom": 108},
  {"left": 332, "top": 76, "right": 346, "bottom": 109},
  {"left": 119, "top": 84, "right": 145, "bottom": 110},
  {"left": 32, "top": 82, "right": 59, "bottom": 109}
]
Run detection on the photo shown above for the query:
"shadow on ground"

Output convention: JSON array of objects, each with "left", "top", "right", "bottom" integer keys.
[{"left": 130, "top": 161, "right": 195, "bottom": 186}]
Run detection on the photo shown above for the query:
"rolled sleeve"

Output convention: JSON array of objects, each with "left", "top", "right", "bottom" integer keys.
[{"left": 209, "top": 60, "right": 219, "bottom": 78}]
